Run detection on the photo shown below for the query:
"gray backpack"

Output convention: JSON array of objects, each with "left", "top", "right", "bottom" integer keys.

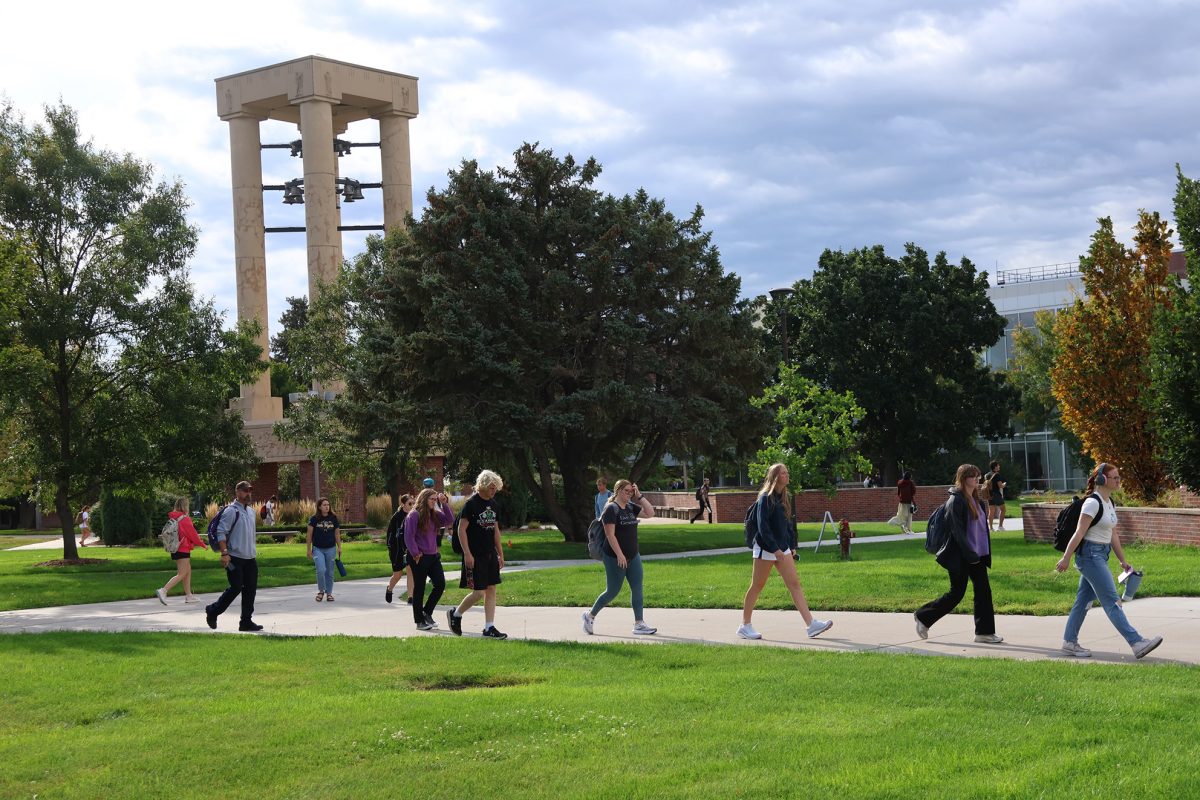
[
  {"left": 159, "top": 516, "right": 181, "bottom": 554},
  {"left": 587, "top": 503, "right": 618, "bottom": 560}
]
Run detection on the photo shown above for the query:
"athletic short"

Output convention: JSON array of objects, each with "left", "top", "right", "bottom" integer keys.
[
  {"left": 387, "top": 540, "right": 409, "bottom": 573},
  {"left": 171, "top": 551, "right": 190, "bottom": 561},
  {"left": 752, "top": 544, "right": 792, "bottom": 561},
  {"left": 460, "top": 549, "right": 502, "bottom": 589},
  {"left": 989, "top": 493, "right": 1004, "bottom": 506}
]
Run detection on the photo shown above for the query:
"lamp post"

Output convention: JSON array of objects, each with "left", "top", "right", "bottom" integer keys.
[{"left": 768, "top": 287, "right": 795, "bottom": 365}]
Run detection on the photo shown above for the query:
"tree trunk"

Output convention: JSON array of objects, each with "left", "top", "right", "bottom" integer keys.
[{"left": 57, "top": 484, "right": 79, "bottom": 560}]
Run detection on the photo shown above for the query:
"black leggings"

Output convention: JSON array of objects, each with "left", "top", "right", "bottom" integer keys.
[
  {"left": 690, "top": 499, "right": 712, "bottom": 523},
  {"left": 410, "top": 553, "right": 445, "bottom": 624}
]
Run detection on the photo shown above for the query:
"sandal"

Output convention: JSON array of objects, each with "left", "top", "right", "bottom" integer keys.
[
  {"left": 325, "top": 595, "right": 335, "bottom": 602},
  {"left": 315, "top": 591, "right": 325, "bottom": 602}
]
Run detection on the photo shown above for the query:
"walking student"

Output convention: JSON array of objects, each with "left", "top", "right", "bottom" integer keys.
[
  {"left": 205, "top": 480, "right": 263, "bottom": 632},
  {"left": 404, "top": 487, "right": 454, "bottom": 631},
  {"left": 738, "top": 463, "right": 833, "bottom": 640},
  {"left": 306, "top": 497, "right": 342, "bottom": 602},
  {"left": 1056, "top": 462, "right": 1163, "bottom": 659},
  {"left": 155, "top": 498, "right": 207, "bottom": 604},
  {"left": 263, "top": 495, "right": 278, "bottom": 527},
  {"left": 594, "top": 477, "right": 613, "bottom": 520},
  {"left": 983, "top": 460, "right": 1006, "bottom": 531},
  {"left": 913, "top": 464, "right": 1002, "bottom": 645},
  {"left": 384, "top": 494, "right": 415, "bottom": 604},
  {"left": 581, "top": 479, "right": 658, "bottom": 636},
  {"left": 689, "top": 478, "right": 712, "bottom": 523},
  {"left": 448, "top": 470, "right": 508, "bottom": 639},
  {"left": 888, "top": 471, "right": 917, "bottom": 534},
  {"left": 77, "top": 504, "right": 93, "bottom": 548}
]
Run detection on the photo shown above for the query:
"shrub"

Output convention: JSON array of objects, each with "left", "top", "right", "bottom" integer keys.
[
  {"left": 277, "top": 499, "right": 316, "bottom": 525},
  {"left": 96, "top": 487, "right": 151, "bottom": 546},
  {"left": 366, "top": 494, "right": 394, "bottom": 529},
  {"left": 277, "top": 463, "right": 301, "bottom": 500}
]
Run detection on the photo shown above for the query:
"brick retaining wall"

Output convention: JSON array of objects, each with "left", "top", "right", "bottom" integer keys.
[
  {"left": 1023, "top": 503, "right": 1200, "bottom": 547},
  {"left": 642, "top": 485, "right": 955, "bottom": 524}
]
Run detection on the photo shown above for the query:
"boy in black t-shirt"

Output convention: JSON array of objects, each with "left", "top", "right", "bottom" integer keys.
[{"left": 447, "top": 470, "right": 508, "bottom": 638}]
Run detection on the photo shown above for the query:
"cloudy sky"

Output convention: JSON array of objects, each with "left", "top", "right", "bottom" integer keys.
[{"left": 4, "top": 0, "right": 1197, "bottom": 337}]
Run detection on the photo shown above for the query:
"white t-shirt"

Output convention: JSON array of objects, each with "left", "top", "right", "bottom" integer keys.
[{"left": 1081, "top": 495, "right": 1118, "bottom": 545}]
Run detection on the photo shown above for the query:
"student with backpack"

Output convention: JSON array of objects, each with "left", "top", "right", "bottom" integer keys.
[
  {"left": 689, "top": 478, "right": 712, "bottom": 523},
  {"left": 404, "top": 488, "right": 454, "bottom": 631},
  {"left": 1055, "top": 463, "right": 1163, "bottom": 659},
  {"left": 581, "top": 479, "right": 657, "bottom": 636},
  {"left": 76, "top": 504, "right": 93, "bottom": 548},
  {"left": 154, "top": 498, "right": 207, "bottom": 605},
  {"left": 205, "top": 480, "right": 263, "bottom": 632},
  {"left": 738, "top": 463, "right": 833, "bottom": 640},
  {"left": 384, "top": 494, "right": 415, "bottom": 605},
  {"left": 448, "top": 470, "right": 509, "bottom": 639},
  {"left": 983, "top": 461, "right": 1007, "bottom": 531},
  {"left": 913, "top": 464, "right": 1004, "bottom": 645}
]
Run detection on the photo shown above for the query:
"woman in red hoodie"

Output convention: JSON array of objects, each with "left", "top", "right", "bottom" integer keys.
[{"left": 155, "top": 498, "right": 208, "bottom": 605}]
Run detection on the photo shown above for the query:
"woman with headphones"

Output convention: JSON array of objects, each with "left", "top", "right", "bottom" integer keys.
[{"left": 1055, "top": 462, "right": 1163, "bottom": 659}]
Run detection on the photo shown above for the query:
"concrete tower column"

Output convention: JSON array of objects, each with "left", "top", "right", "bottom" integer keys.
[
  {"left": 227, "top": 113, "right": 281, "bottom": 423},
  {"left": 299, "top": 98, "right": 340, "bottom": 302},
  {"left": 378, "top": 112, "right": 414, "bottom": 231}
]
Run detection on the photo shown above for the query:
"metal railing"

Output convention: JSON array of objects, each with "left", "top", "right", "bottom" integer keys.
[{"left": 995, "top": 262, "right": 1080, "bottom": 285}]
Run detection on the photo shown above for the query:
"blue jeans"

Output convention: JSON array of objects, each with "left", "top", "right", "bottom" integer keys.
[
  {"left": 591, "top": 553, "right": 644, "bottom": 620},
  {"left": 313, "top": 546, "right": 337, "bottom": 594},
  {"left": 1063, "top": 541, "right": 1140, "bottom": 645}
]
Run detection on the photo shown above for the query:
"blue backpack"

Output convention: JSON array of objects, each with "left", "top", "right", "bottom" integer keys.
[
  {"left": 206, "top": 505, "right": 240, "bottom": 551},
  {"left": 924, "top": 500, "right": 952, "bottom": 555},
  {"left": 743, "top": 498, "right": 760, "bottom": 548}
]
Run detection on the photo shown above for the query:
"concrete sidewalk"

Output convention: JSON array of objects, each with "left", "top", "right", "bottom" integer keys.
[{"left": 1, "top": 564, "right": 1193, "bottom": 666}]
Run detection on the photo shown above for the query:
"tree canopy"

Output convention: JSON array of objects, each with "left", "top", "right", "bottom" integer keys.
[
  {"left": 1051, "top": 212, "right": 1173, "bottom": 502},
  {"left": 0, "top": 103, "right": 263, "bottom": 557},
  {"left": 1006, "top": 310, "right": 1087, "bottom": 470},
  {"left": 291, "top": 144, "right": 769, "bottom": 540},
  {"left": 783, "top": 243, "right": 1016, "bottom": 484}
]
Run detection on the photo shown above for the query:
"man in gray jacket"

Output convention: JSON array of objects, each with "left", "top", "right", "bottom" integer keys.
[{"left": 205, "top": 480, "right": 262, "bottom": 632}]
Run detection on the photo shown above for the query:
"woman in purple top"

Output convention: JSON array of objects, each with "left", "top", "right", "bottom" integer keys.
[
  {"left": 913, "top": 464, "right": 1003, "bottom": 644},
  {"left": 404, "top": 487, "right": 454, "bottom": 631}
]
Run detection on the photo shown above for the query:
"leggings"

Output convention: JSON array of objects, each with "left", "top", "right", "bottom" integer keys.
[{"left": 591, "top": 552, "right": 644, "bottom": 620}]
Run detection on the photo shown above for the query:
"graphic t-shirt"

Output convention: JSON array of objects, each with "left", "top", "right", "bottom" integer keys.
[
  {"left": 308, "top": 513, "right": 339, "bottom": 549},
  {"left": 600, "top": 501, "right": 641, "bottom": 559},
  {"left": 459, "top": 494, "right": 499, "bottom": 554}
]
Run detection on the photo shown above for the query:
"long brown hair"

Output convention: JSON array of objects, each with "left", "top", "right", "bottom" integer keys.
[
  {"left": 413, "top": 488, "right": 438, "bottom": 530},
  {"left": 953, "top": 464, "right": 982, "bottom": 519},
  {"left": 757, "top": 463, "right": 793, "bottom": 519}
]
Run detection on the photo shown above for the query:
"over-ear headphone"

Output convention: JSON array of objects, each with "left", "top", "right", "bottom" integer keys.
[{"left": 1095, "top": 462, "right": 1109, "bottom": 486}]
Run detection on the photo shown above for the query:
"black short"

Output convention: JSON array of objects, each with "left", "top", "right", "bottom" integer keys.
[
  {"left": 989, "top": 494, "right": 1004, "bottom": 506},
  {"left": 171, "top": 551, "right": 190, "bottom": 561},
  {"left": 388, "top": 540, "right": 409, "bottom": 573},
  {"left": 460, "top": 549, "right": 502, "bottom": 589}
]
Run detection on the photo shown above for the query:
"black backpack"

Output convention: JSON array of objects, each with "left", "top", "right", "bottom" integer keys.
[
  {"left": 447, "top": 511, "right": 463, "bottom": 554},
  {"left": 924, "top": 500, "right": 952, "bottom": 555},
  {"left": 743, "top": 498, "right": 760, "bottom": 548},
  {"left": 1053, "top": 493, "right": 1103, "bottom": 552}
]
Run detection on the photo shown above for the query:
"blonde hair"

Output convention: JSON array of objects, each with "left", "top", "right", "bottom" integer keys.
[
  {"left": 757, "top": 463, "right": 793, "bottom": 519},
  {"left": 954, "top": 464, "right": 982, "bottom": 519},
  {"left": 475, "top": 469, "right": 504, "bottom": 493},
  {"left": 611, "top": 479, "right": 631, "bottom": 504},
  {"left": 173, "top": 497, "right": 189, "bottom": 513}
]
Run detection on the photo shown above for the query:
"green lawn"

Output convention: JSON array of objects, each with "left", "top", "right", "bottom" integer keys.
[
  {"left": 437, "top": 531, "right": 1200, "bottom": 616},
  {"left": 0, "top": 632, "right": 1195, "bottom": 799},
  {"left": 0, "top": 524, "right": 912, "bottom": 612}
]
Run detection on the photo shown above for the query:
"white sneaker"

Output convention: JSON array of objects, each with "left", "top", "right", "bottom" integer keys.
[
  {"left": 632, "top": 621, "right": 657, "bottom": 635},
  {"left": 581, "top": 612, "right": 594, "bottom": 635},
  {"left": 974, "top": 634, "right": 1004, "bottom": 644},
  {"left": 1061, "top": 641, "right": 1092, "bottom": 658},
  {"left": 737, "top": 623, "right": 762, "bottom": 640},
  {"left": 1132, "top": 636, "right": 1163, "bottom": 659},
  {"left": 914, "top": 614, "right": 929, "bottom": 640},
  {"left": 806, "top": 619, "right": 833, "bottom": 638},
  {"left": 155, "top": 588, "right": 167, "bottom": 605},
  {"left": 184, "top": 594, "right": 199, "bottom": 603}
]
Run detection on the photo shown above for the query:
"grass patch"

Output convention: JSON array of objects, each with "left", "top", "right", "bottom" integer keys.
[
  {"left": 438, "top": 531, "right": 1200, "bottom": 616},
  {"left": 0, "top": 632, "right": 1195, "bottom": 799},
  {"left": 0, "top": 536, "right": 53, "bottom": 549}
]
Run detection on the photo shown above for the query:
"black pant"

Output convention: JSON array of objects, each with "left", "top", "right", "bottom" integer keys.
[
  {"left": 915, "top": 559, "right": 995, "bottom": 635},
  {"left": 410, "top": 553, "right": 445, "bottom": 624},
  {"left": 690, "top": 500, "right": 712, "bottom": 523},
  {"left": 211, "top": 556, "right": 258, "bottom": 625}
]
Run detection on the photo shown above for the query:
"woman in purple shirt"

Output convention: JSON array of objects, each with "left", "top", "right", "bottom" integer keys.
[
  {"left": 404, "top": 487, "right": 454, "bottom": 631},
  {"left": 913, "top": 464, "right": 1003, "bottom": 644}
]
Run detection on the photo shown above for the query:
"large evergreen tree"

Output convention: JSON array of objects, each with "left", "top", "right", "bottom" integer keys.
[
  {"left": 0, "top": 104, "right": 263, "bottom": 558},
  {"left": 301, "top": 144, "right": 768, "bottom": 540},
  {"left": 786, "top": 244, "right": 1015, "bottom": 483}
]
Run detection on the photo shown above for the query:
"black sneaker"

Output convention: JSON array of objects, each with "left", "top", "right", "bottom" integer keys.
[
  {"left": 482, "top": 626, "right": 508, "bottom": 640},
  {"left": 447, "top": 610, "right": 462, "bottom": 636},
  {"left": 238, "top": 621, "right": 264, "bottom": 632},
  {"left": 204, "top": 605, "right": 218, "bottom": 630},
  {"left": 385, "top": 589, "right": 393, "bottom": 604}
]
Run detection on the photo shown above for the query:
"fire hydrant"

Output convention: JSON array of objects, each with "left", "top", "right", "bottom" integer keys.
[{"left": 838, "top": 519, "right": 855, "bottom": 560}]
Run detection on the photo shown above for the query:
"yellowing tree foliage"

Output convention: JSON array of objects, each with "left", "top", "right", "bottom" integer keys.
[{"left": 1051, "top": 213, "right": 1173, "bottom": 502}]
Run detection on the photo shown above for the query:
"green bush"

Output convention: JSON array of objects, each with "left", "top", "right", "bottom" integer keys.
[{"left": 95, "top": 488, "right": 152, "bottom": 546}]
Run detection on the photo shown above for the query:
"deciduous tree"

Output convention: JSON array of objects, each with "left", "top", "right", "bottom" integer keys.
[
  {"left": 1007, "top": 310, "right": 1087, "bottom": 470},
  {"left": 1051, "top": 213, "right": 1172, "bottom": 502}
]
